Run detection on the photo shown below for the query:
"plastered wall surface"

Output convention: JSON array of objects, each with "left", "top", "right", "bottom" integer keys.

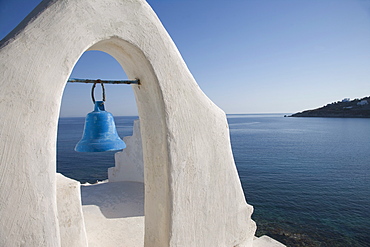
[
  {"left": 56, "top": 173, "right": 88, "bottom": 247},
  {"left": 0, "top": 0, "right": 256, "bottom": 246},
  {"left": 109, "top": 119, "right": 144, "bottom": 183}
]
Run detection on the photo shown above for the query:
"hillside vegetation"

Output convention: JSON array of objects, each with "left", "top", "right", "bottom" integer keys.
[{"left": 290, "top": 96, "right": 370, "bottom": 118}]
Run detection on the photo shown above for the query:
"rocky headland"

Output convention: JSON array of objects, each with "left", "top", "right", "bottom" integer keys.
[{"left": 290, "top": 96, "right": 370, "bottom": 118}]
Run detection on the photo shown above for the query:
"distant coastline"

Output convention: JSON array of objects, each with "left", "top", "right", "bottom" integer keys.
[{"left": 289, "top": 96, "right": 370, "bottom": 118}]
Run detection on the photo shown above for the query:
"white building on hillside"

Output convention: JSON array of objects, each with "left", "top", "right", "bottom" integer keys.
[{"left": 357, "top": 100, "right": 368, "bottom": 106}]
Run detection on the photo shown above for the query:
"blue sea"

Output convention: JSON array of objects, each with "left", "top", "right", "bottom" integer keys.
[{"left": 57, "top": 114, "right": 370, "bottom": 247}]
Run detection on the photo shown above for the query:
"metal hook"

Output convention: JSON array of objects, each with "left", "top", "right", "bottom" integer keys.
[{"left": 91, "top": 80, "right": 106, "bottom": 103}]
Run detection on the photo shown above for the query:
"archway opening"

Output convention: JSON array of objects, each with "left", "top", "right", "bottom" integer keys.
[
  {"left": 57, "top": 50, "right": 145, "bottom": 246},
  {"left": 58, "top": 50, "right": 138, "bottom": 183}
]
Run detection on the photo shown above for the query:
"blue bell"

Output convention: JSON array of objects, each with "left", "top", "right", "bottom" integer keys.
[{"left": 75, "top": 101, "right": 126, "bottom": 152}]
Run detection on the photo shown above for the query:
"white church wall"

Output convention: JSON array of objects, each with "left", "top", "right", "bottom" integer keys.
[
  {"left": 56, "top": 173, "right": 88, "bottom": 247},
  {"left": 0, "top": 0, "right": 256, "bottom": 246},
  {"left": 109, "top": 119, "right": 144, "bottom": 183}
]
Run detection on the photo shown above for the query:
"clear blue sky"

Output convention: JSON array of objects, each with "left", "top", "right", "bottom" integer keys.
[{"left": 1, "top": 0, "right": 370, "bottom": 117}]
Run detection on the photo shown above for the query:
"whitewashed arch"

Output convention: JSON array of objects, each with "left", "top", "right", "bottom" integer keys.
[{"left": 0, "top": 0, "right": 256, "bottom": 246}]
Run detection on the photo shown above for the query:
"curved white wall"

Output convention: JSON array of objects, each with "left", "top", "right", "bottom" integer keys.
[{"left": 0, "top": 0, "right": 256, "bottom": 246}]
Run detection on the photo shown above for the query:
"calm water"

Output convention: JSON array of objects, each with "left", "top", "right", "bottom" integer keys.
[{"left": 57, "top": 114, "right": 370, "bottom": 247}]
